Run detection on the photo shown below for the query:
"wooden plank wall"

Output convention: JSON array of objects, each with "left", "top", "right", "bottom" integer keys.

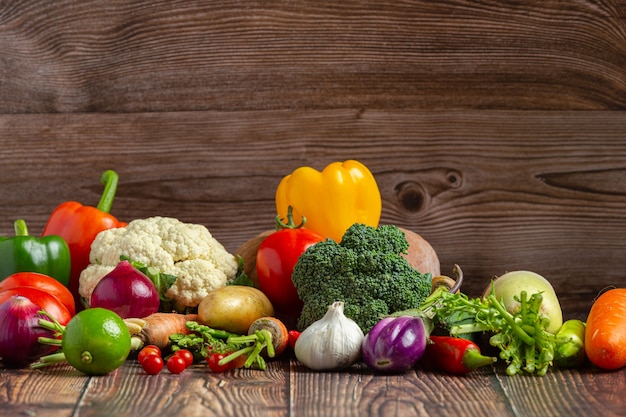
[{"left": 1, "top": 0, "right": 625, "bottom": 319}]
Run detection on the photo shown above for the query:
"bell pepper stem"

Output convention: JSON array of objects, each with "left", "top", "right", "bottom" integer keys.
[
  {"left": 463, "top": 348, "right": 497, "bottom": 371},
  {"left": 97, "top": 170, "right": 120, "bottom": 213},
  {"left": 13, "top": 219, "right": 29, "bottom": 237}
]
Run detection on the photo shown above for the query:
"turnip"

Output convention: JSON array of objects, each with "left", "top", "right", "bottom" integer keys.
[{"left": 482, "top": 270, "right": 563, "bottom": 334}]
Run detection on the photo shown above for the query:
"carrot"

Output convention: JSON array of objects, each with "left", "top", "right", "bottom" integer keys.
[
  {"left": 217, "top": 316, "right": 289, "bottom": 370},
  {"left": 585, "top": 288, "right": 626, "bottom": 370},
  {"left": 248, "top": 316, "right": 290, "bottom": 357},
  {"left": 125, "top": 312, "right": 199, "bottom": 351}
]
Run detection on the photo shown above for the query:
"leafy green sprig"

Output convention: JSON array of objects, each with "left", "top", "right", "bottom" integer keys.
[
  {"left": 169, "top": 321, "right": 238, "bottom": 362},
  {"left": 169, "top": 321, "right": 270, "bottom": 370},
  {"left": 430, "top": 287, "right": 556, "bottom": 376}
]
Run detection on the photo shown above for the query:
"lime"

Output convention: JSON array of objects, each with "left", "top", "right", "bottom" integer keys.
[{"left": 61, "top": 307, "right": 131, "bottom": 376}]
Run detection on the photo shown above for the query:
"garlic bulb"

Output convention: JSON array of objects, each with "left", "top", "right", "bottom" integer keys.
[{"left": 294, "top": 301, "right": 364, "bottom": 370}]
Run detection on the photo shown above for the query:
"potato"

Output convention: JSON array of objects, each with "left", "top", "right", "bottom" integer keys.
[
  {"left": 198, "top": 285, "right": 275, "bottom": 334},
  {"left": 398, "top": 227, "right": 441, "bottom": 277},
  {"left": 484, "top": 270, "right": 563, "bottom": 334}
]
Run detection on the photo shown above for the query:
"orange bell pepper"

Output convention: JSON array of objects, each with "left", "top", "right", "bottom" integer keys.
[
  {"left": 42, "top": 170, "right": 127, "bottom": 311},
  {"left": 275, "top": 160, "right": 381, "bottom": 242}
]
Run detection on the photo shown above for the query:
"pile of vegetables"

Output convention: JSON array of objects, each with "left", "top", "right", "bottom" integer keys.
[{"left": 1, "top": 161, "right": 626, "bottom": 379}]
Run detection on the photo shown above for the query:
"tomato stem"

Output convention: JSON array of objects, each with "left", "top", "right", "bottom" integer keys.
[{"left": 275, "top": 206, "right": 306, "bottom": 230}]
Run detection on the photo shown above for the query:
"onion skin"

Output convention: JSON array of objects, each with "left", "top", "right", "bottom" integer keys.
[
  {"left": 361, "top": 316, "right": 427, "bottom": 373},
  {"left": 90, "top": 260, "right": 160, "bottom": 319},
  {"left": 0, "top": 295, "right": 57, "bottom": 368}
]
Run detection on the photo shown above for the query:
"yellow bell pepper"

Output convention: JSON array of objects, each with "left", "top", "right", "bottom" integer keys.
[{"left": 275, "top": 160, "right": 382, "bottom": 242}]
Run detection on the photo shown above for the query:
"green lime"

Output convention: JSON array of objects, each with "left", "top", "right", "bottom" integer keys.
[{"left": 61, "top": 307, "right": 131, "bottom": 376}]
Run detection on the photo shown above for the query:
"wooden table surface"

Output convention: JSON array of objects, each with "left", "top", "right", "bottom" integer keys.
[
  {"left": 2, "top": 353, "right": 625, "bottom": 417},
  {"left": 2, "top": 1, "right": 626, "bottom": 416}
]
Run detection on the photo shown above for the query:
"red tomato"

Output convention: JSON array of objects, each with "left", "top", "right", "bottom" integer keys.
[
  {"left": 288, "top": 330, "right": 301, "bottom": 350},
  {"left": 173, "top": 349, "right": 194, "bottom": 367},
  {"left": 256, "top": 228, "right": 323, "bottom": 315},
  {"left": 0, "top": 272, "right": 76, "bottom": 317},
  {"left": 141, "top": 355, "right": 164, "bottom": 375},
  {"left": 0, "top": 286, "right": 72, "bottom": 325},
  {"left": 138, "top": 345, "right": 161, "bottom": 365},
  {"left": 206, "top": 353, "right": 233, "bottom": 373},
  {"left": 166, "top": 355, "right": 187, "bottom": 374}
]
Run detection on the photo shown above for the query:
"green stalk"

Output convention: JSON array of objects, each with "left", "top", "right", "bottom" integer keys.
[
  {"left": 449, "top": 322, "right": 492, "bottom": 335},
  {"left": 275, "top": 205, "right": 306, "bottom": 230},
  {"left": 30, "top": 352, "right": 67, "bottom": 369},
  {"left": 219, "top": 346, "right": 255, "bottom": 365},
  {"left": 96, "top": 170, "right": 119, "bottom": 213},
  {"left": 488, "top": 294, "right": 535, "bottom": 346},
  {"left": 13, "top": 219, "right": 29, "bottom": 236},
  {"left": 261, "top": 329, "right": 275, "bottom": 358}
]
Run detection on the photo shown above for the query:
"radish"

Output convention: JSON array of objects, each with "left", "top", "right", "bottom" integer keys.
[{"left": 483, "top": 270, "right": 563, "bottom": 334}]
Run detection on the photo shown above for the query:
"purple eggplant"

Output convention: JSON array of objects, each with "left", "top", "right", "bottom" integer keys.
[{"left": 361, "top": 316, "right": 427, "bottom": 373}]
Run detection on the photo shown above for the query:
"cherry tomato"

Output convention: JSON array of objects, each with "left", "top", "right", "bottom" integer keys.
[
  {"left": 288, "top": 330, "right": 301, "bottom": 350},
  {"left": 173, "top": 349, "right": 194, "bottom": 367},
  {"left": 141, "top": 355, "right": 164, "bottom": 375},
  {"left": 206, "top": 353, "right": 233, "bottom": 373},
  {"left": 256, "top": 225, "right": 323, "bottom": 315},
  {"left": 0, "top": 272, "right": 76, "bottom": 316},
  {"left": 228, "top": 353, "right": 247, "bottom": 369},
  {"left": 0, "top": 286, "right": 72, "bottom": 325},
  {"left": 166, "top": 355, "right": 187, "bottom": 374},
  {"left": 138, "top": 345, "right": 161, "bottom": 364}
]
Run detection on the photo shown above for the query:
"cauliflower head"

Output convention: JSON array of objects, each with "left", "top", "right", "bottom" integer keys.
[{"left": 79, "top": 216, "right": 238, "bottom": 309}]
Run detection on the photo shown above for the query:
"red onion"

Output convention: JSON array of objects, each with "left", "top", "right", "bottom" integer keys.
[
  {"left": 90, "top": 260, "right": 160, "bottom": 319},
  {"left": 0, "top": 295, "right": 57, "bottom": 368},
  {"left": 361, "top": 316, "right": 427, "bottom": 373}
]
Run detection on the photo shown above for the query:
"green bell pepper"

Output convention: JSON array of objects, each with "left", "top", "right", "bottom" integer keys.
[{"left": 0, "top": 219, "right": 71, "bottom": 286}]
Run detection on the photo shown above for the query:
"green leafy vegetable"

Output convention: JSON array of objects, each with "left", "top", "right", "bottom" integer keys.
[
  {"left": 169, "top": 321, "right": 270, "bottom": 369},
  {"left": 292, "top": 223, "right": 432, "bottom": 333},
  {"left": 227, "top": 255, "right": 255, "bottom": 287},
  {"left": 428, "top": 286, "right": 557, "bottom": 376}
]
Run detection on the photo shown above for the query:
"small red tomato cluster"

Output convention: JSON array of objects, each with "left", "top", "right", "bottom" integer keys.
[{"left": 138, "top": 345, "right": 194, "bottom": 375}]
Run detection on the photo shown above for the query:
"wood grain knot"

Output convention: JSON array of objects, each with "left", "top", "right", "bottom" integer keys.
[
  {"left": 395, "top": 181, "right": 427, "bottom": 212},
  {"left": 394, "top": 169, "right": 462, "bottom": 212}
]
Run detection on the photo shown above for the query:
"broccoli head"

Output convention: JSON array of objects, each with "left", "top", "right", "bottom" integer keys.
[{"left": 292, "top": 223, "right": 432, "bottom": 333}]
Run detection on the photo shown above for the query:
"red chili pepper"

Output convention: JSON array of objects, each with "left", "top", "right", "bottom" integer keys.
[
  {"left": 41, "top": 170, "right": 127, "bottom": 311},
  {"left": 421, "top": 335, "right": 496, "bottom": 374}
]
